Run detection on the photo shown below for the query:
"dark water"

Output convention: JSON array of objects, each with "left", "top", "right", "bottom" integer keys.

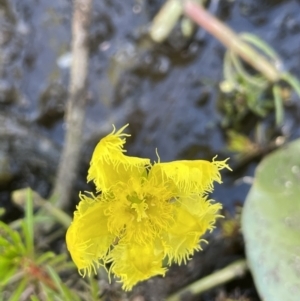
[{"left": 1, "top": 0, "right": 300, "bottom": 219}]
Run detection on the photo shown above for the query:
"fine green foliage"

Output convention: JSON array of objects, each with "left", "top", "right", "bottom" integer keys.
[
  {"left": 242, "top": 139, "right": 300, "bottom": 301},
  {"left": 66, "top": 124, "right": 230, "bottom": 291},
  {"left": 221, "top": 33, "right": 300, "bottom": 126},
  {"left": 0, "top": 189, "right": 82, "bottom": 301}
]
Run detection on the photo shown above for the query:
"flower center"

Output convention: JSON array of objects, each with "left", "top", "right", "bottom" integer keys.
[
  {"left": 127, "top": 192, "right": 149, "bottom": 222},
  {"left": 127, "top": 192, "right": 143, "bottom": 204}
]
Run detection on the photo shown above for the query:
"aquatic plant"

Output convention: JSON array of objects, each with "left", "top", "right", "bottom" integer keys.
[
  {"left": 66, "top": 124, "right": 230, "bottom": 291},
  {"left": 242, "top": 139, "right": 300, "bottom": 301}
]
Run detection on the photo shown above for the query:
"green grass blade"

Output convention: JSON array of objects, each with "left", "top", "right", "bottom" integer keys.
[
  {"left": 0, "top": 266, "right": 18, "bottom": 286},
  {"left": 23, "top": 188, "right": 34, "bottom": 256},
  {"left": 88, "top": 276, "right": 102, "bottom": 301},
  {"left": 230, "top": 51, "right": 267, "bottom": 88},
  {"left": 38, "top": 285, "right": 57, "bottom": 301},
  {"left": 7, "top": 277, "right": 27, "bottom": 301},
  {"left": 240, "top": 33, "right": 279, "bottom": 61},
  {"left": 46, "top": 254, "right": 68, "bottom": 267},
  {"left": 36, "top": 252, "right": 55, "bottom": 265},
  {"left": 273, "top": 84, "right": 284, "bottom": 126},
  {"left": 281, "top": 72, "right": 300, "bottom": 97},
  {"left": 46, "top": 265, "right": 79, "bottom": 300}
]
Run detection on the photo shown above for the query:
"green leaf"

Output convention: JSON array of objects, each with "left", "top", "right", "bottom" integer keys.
[
  {"left": 242, "top": 139, "right": 300, "bottom": 301},
  {"left": 0, "top": 266, "right": 18, "bottom": 286},
  {"left": 46, "top": 265, "right": 80, "bottom": 301},
  {"left": 0, "top": 221, "right": 26, "bottom": 257},
  {"left": 7, "top": 277, "right": 27, "bottom": 301},
  {"left": 36, "top": 251, "right": 55, "bottom": 265}
]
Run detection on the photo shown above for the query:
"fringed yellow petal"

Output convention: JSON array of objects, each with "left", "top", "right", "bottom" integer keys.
[
  {"left": 179, "top": 195, "right": 223, "bottom": 234},
  {"left": 163, "top": 196, "right": 222, "bottom": 265},
  {"left": 66, "top": 193, "right": 114, "bottom": 276},
  {"left": 87, "top": 125, "right": 150, "bottom": 192},
  {"left": 161, "top": 206, "right": 202, "bottom": 265},
  {"left": 150, "top": 158, "right": 231, "bottom": 195},
  {"left": 163, "top": 231, "right": 204, "bottom": 265},
  {"left": 109, "top": 242, "right": 166, "bottom": 291},
  {"left": 88, "top": 160, "right": 148, "bottom": 193}
]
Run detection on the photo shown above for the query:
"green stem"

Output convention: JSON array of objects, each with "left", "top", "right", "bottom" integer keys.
[
  {"left": 150, "top": 0, "right": 205, "bottom": 43},
  {"left": 150, "top": 0, "right": 183, "bottom": 42},
  {"left": 166, "top": 259, "right": 248, "bottom": 301},
  {"left": 24, "top": 189, "right": 34, "bottom": 256},
  {"left": 281, "top": 72, "right": 300, "bottom": 97},
  {"left": 273, "top": 84, "right": 284, "bottom": 126}
]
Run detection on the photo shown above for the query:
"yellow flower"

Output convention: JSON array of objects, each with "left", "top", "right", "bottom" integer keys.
[{"left": 66, "top": 125, "right": 231, "bottom": 290}]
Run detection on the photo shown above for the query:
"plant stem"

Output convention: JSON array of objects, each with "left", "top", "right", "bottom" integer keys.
[
  {"left": 150, "top": 0, "right": 205, "bottom": 43},
  {"left": 166, "top": 259, "right": 248, "bottom": 301},
  {"left": 24, "top": 189, "right": 34, "bottom": 256},
  {"left": 51, "top": 0, "right": 93, "bottom": 210},
  {"left": 150, "top": 0, "right": 183, "bottom": 43},
  {"left": 183, "top": 1, "right": 280, "bottom": 83}
]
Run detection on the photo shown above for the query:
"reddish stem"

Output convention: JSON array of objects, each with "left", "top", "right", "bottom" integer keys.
[{"left": 183, "top": 1, "right": 280, "bottom": 83}]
